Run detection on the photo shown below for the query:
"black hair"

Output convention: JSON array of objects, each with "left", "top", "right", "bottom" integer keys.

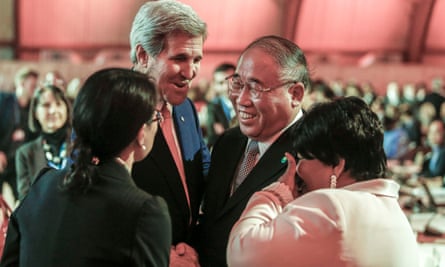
[
  {"left": 63, "top": 68, "right": 157, "bottom": 193},
  {"left": 214, "top": 62, "right": 236, "bottom": 74},
  {"left": 293, "top": 96, "right": 387, "bottom": 180}
]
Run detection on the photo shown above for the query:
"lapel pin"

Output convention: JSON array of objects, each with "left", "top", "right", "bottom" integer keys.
[
  {"left": 281, "top": 156, "right": 287, "bottom": 164},
  {"left": 180, "top": 116, "right": 185, "bottom": 122}
]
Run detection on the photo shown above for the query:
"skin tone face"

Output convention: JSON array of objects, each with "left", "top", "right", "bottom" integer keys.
[
  {"left": 136, "top": 32, "right": 203, "bottom": 106},
  {"left": 212, "top": 70, "right": 233, "bottom": 97},
  {"left": 20, "top": 76, "right": 38, "bottom": 101},
  {"left": 35, "top": 90, "right": 68, "bottom": 133},
  {"left": 230, "top": 47, "right": 303, "bottom": 141},
  {"left": 296, "top": 155, "right": 353, "bottom": 192},
  {"left": 296, "top": 157, "right": 333, "bottom": 192},
  {"left": 428, "top": 121, "right": 445, "bottom": 146}
]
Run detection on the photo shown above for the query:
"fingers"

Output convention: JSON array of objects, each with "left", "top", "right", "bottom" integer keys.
[
  {"left": 278, "top": 152, "right": 297, "bottom": 191},
  {"left": 282, "top": 152, "right": 297, "bottom": 179},
  {"left": 175, "top": 243, "right": 186, "bottom": 256}
]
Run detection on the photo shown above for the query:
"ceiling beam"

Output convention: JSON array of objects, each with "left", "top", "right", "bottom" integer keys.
[
  {"left": 404, "top": 0, "right": 436, "bottom": 63},
  {"left": 281, "top": 0, "right": 303, "bottom": 41}
]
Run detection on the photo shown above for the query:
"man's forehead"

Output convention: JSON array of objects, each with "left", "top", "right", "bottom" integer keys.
[{"left": 164, "top": 33, "right": 203, "bottom": 52}]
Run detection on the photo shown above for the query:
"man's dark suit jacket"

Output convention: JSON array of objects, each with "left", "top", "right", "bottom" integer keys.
[
  {"left": 132, "top": 98, "right": 211, "bottom": 246},
  {"left": 197, "top": 124, "right": 297, "bottom": 267},
  {"left": 206, "top": 99, "right": 231, "bottom": 148},
  {"left": 0, "top": 92, "right": 36, "bottom": 199},
  {"left": 0, "top": 160, "right": 171, "bottom": 267}
]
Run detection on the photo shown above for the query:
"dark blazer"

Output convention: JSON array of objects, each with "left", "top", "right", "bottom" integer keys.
[
  {"left": 197, "top": 124, "right": 297, "bottom": 267},
  {"left": 0, "top": 160, "right": 171, "bottom": 267},
  {"left": 422, "top": 146, "right": 445, "bottom": 177},
  {"left": 206, "top": 99, "right": 231, "bottom": 148},
  {"left": 15, "top": 136, "right": 47, "bottom": 200},
  {"left": 0, "top": 92, "right": 34, "bottom": 199},
  {"left": 0, "top": 92, "right": 17, "bottom": 152},
  {"left": 132, "top": 98, "right": 210, "bottom": 246}
]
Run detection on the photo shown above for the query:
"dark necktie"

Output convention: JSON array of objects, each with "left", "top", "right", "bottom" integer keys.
[{"left": 233, "top": 141, "right": 259, "bottom": 192}]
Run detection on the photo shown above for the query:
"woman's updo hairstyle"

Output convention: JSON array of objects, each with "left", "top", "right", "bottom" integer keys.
[{"left": 64, "top": 68, "right": 157, "bottom": 192}]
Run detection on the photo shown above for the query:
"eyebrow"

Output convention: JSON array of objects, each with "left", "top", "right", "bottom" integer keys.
[
  {"left": 170, "top": 52, "right": 203, "bottom": 60},
  {"left": 230, "top": 73, "right": 263, "bottom": 84}
]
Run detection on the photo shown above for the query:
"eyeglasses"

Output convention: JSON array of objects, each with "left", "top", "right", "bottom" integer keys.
[
  {"left": 147, "top": 111, "right": 162, "bottom": 125},
  {"left": 226, "top": 74, "right": 297, "bottom": 99}
]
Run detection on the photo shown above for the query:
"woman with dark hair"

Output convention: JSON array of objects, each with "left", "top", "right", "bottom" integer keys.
[
  {"left": 15, "top": 85, "right": 71, "bottom": 200},
  {"left": 227, "top": 97, "right": 418, "bottom": 267},
  {"left": 1, "top": 68, "right": 171, "bottom": 267}
]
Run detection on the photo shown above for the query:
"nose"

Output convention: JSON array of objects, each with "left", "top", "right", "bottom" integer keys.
[
  {"left": 236, "top": 85, "right": 252, "bottom": 106},
  {"left": 48, "top": 103, "right": 56, "bottom": 113},
  {"left": 181, "top": 62, "right": 197, "bottom": 80}
]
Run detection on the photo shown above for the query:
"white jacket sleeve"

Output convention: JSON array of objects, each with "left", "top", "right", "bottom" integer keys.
[{"left": 227, "top": 182, "right": 343, "bottom": 267}]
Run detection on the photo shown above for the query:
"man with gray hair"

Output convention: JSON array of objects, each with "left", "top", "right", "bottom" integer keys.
[
  {"left": 197, "top": 35, "right": 309, "bottom": 267},
  {"left": 130, "top": 1, "right": 211, "bottom": 266}
]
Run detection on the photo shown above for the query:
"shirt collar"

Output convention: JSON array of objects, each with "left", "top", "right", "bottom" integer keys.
[
  {"left": 343, "top": 179, "right": 400, "bottom": 198},
  {"left": 247, "top": 109, "right": 303, "bottom": 158}
]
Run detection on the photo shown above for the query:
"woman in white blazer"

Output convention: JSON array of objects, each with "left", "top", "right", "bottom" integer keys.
[{"left": 227, "top": 96, "right": 418, "bottom": 267}]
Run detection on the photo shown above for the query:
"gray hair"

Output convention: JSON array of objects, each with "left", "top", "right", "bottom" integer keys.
[
  {"left": 242, "top": 35, "right": 311, "bottom": 90},
  {"left": 129, "top": 0, "right": 207, "bottom": 63}
]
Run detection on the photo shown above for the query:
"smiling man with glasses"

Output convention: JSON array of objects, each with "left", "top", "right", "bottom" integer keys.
[{"left": 197, "top": 35, "right": 310, "bottom": 267}]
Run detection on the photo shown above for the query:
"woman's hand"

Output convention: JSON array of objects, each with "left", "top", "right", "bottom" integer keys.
[{"left": 278, "top": 152, "right": 298, "bottom": 198}]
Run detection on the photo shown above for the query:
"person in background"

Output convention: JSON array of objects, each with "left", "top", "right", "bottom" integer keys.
[
  {"left": 197, "top": 35, "right": 309, "bottom": 267},
  {"left": 129, "top": 1, "right": 211, "bottom": 265},
  {"left": 382, "top": 114, "right": 410, "bottom": 161},
  {"left": 189, "top": 79, "right": 211, "bottom": 143},
  {"left": 422, "top": 76, "right": 445, "bottom": 117},
  {"left": 420, "top": 119, "right": 445, "bottom": 178},
  {"left": 43, "top": 70, "right": 66, "bottom": 90},
  {"left": 66, "top": 77, "right": 82, "bottom": 103},
  {"left": 227, "top": 96, "right": 418, "bottom": 267},
  {"left": 301, "top": 78, "right": 335, "bottom": 110},
  {"left": 0, "top": 67, "right": 39, "bottom": 203},
  {"left": 206, "top": 63, "right": 236, "bottom": 149},
  {"left": 1, "top": 68, "right": 171, "bottom": 267},
  {"left": 15, "top": 85, "right": 71, "bottom": 200}
]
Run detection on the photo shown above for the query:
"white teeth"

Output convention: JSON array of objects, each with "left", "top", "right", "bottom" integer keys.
[
  {"left": 175, "top": 80, "right": 191, "bottom": 88},
  {"left": 239, "top": 112, "right": 254, "bottom": 119}
]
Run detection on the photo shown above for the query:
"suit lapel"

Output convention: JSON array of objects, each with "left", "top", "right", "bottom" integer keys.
[
  {"left": 214, "top": 133, "right": 247, "bottom": 211},
  {"left": 172, "top": 100, "right": 199, "bottom": 162}
]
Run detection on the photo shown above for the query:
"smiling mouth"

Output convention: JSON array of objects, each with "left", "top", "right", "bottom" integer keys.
[
  {"left": 239, "top": 111, "right": 255, "bottom": 120},
  {"left": 174, "top": 80, "right": 191, "bottom": 88},
  {"left": 174, "top": 83, "right": 186, "bottom": 88}
]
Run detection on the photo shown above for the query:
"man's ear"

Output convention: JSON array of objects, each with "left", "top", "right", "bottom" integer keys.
[
  {"left": 135, "top": 44, "right": 150, "bottom": 71},
  {"left": 289, "top": 82, "right": 305, "bottom": 107}
]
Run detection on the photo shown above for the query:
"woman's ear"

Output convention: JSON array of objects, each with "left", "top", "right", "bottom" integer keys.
[
  {"left": 289, "top": 82, "right": 305, "bottom": 107},
  {"left": 333, "top": 158, "right": 346, "bottom": 177},
  {"left": 136, "top": 124, "right": 147, "bottom": 150}
]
